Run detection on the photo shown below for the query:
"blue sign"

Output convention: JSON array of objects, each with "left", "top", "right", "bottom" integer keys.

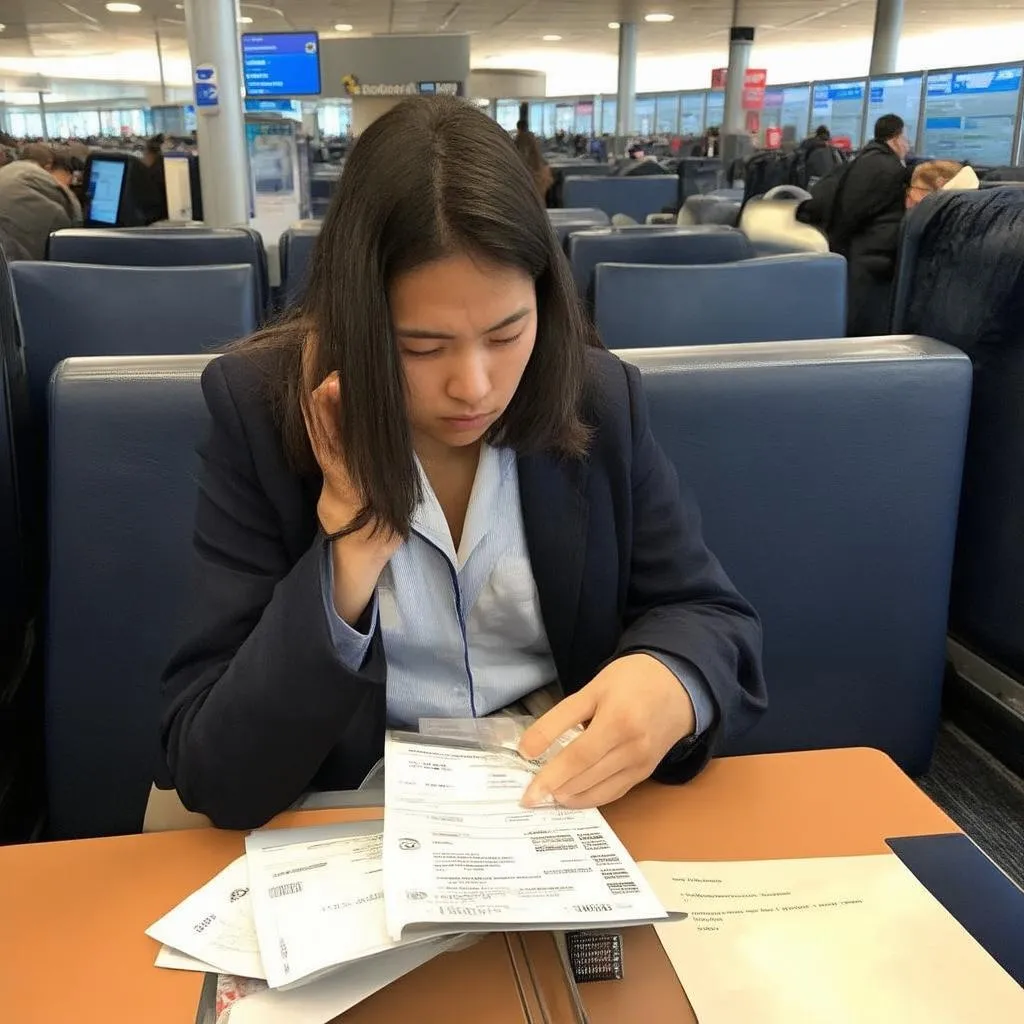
[
  {"left": 195, "top": 82, "right": 219, "bottom": 108},
  {"left": 245, "top": 98, "right": 301, "bottom": 114},
  {"left": 814, "top": 83, "right": 865, "bottom": 106},
  {"left": 241, "top": 31, "right": 321, "bottom": 97},
  {"left": 928, "top": 66, "right": 1022, "bottom": 97}
]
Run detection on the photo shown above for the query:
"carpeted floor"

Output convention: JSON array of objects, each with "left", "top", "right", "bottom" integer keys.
[{"left": 918, "top": 722, "right": 1024, "bottom": 888}]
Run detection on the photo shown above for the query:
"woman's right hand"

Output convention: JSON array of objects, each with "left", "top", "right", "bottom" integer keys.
[{"left": 304, "top": 372, "right": 402, "bottom": 626}]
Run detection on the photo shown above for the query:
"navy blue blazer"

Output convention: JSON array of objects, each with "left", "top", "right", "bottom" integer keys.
[{"left": 161, "top": 346, "right": 766, "bottom": 829}]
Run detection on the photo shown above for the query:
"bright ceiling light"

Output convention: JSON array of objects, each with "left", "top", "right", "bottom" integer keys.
[
  {"left": 334, "top": 23, "right": 354, "bottom": 31},
  {"left": 644, "top": 12, "right": 675, "bottom": 22},
  {"left": 608, "top": 22, "right": 620, "bottom": 29},
  {"left": 542, "top": 34, "right": 562, "bottom": 41},
  {"left": 105, "top": 2, "right": 142, "bottom": 12},
  {"left": 0, "top": 24, "right": 6, "bottom": 31},
  {"left": 238, "top": 15, "right": 253, "bottom": 23}
]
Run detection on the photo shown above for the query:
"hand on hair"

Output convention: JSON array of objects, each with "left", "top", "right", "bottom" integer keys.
[
  {"left": 303, "top": 372, "right": 401, "bottom": 624},
  {"left": 517, "top": 654, "right": 697, "bottom": 808}
]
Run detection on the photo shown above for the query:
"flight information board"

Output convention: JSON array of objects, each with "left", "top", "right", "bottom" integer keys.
[
  {"left": 922, "top": 65, "right": 1022, "bottom": 165},
  {"left": 706, "top": 90, "right": 724, "bottom": 129},
  {"left": 868, "top": 75, "right": 922, "bottom": 147},
  {"left": 811, "top": 81, "right": 866, "bottom": 143},
  {"left": 763, "top": 85, "right": 811, "bottom": 142},
  {"left": 680, "top": 92, "right": 705, "bottom": 136},
  {"left": 241, "top": 32, "right": 321, "bottom": 97}
]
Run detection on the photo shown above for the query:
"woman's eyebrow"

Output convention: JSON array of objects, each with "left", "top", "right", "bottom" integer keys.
[{"left": 395, "top": 307, "right": 531, "bottom": 340}]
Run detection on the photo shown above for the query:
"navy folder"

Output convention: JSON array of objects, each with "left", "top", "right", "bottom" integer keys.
[{"left": 888, "top": 832, "right": 1024, "bottom": 987}]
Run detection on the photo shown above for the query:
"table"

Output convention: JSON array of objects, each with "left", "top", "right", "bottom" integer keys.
[{"left": 0, "top": 747, "right": 958, "bottom": 1023}]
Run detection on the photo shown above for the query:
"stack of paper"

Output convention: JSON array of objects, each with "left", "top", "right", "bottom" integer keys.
[
  {"left": 381, "top": 730, "right": 670, "bottom": 941},
  {"left": 147, "top": 726, "right": 670, "bottom": 1021}
]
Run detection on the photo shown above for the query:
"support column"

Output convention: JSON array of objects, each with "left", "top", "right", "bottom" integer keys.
[
  {"left": 615, "top": 22, "right": 637, "bottom": 143},
  {"left": 184, "top": 0, "right": 249, "bottom": 227},
  {"left": 869, "top": 0, "right": 904, "bottom": 77},
  {"left": 721, "top": 26, "right": 754, "bottom": 165}
]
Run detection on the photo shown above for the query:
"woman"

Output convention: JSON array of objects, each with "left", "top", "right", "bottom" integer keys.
[
  {"left": 513, "top": 120, "right": 554, "bottom": 201},
  {"left": 906, "top": 160, "right": 978, "bottom": 209},
  {"left": 161, "top": 97, "right": 766, "bottom": 830}
]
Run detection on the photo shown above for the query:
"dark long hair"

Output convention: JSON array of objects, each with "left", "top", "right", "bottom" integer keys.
[{"left": 245, "top": 95, "right": 596, "bottom": 538}]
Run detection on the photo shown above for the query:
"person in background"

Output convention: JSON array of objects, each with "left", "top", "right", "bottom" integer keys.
[
  {"left": 797, "top": 125, "right": 842, "bottom": 186},
  {"left": 160, "top": 96, "right": 766, "bottom": 830},
  {"left": 691, "top": 126, "right": 720, "bottom": 158},
  {"left": 621, "top": 142, "right": 670, "bottom": 176},
  {"left": 0, "top": 143, "right": 82, "bottom": 260},
  {"left": 826, "top": 113, "right": 910, "bottom": 336},
  {"left": 905, "top": 160, "right": 979, "bottom": 209},
  {"left": 513, "top": 120, "right": 553, "bottom": 201},
  {"left": 138, "top": 132, "right": 168, "bottom": 223}
]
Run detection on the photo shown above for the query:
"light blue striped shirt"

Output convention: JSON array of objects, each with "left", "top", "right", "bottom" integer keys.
[{"left": 320, "top": 445, "right": 713, "bottom": 733}]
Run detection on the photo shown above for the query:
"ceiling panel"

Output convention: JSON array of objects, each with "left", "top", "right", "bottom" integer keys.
[{"left": 0, "top": 0, "right": 1019, "bottom": 82}]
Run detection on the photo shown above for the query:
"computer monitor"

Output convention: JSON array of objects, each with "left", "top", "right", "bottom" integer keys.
[{"left": 85, "top": 156, "right": 127, "bottom": 226}]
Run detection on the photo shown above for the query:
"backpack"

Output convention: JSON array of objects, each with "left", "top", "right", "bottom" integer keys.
[
  {"left": 790, "top": 143, "right": 845, "bottom": 190},
  {"left": 795, "top": 159, "right": 852, "bottom": 234},
  {"left": 742, "top": 150, "right": 795, "bottom": 204}
]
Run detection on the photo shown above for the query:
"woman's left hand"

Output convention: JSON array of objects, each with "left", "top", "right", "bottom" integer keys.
[{"left": 518, "top": 654, "right": 697, "bottom": 809}]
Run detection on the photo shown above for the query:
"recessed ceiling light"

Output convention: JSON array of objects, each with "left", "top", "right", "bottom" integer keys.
[
  {"left": 334, "top": 23, "right": 354, "bottom": 31},
  {"left": 105, "top": 2, "right": 142, "bottom": 12},
  {"left": 0, "top": 23, "right": 6, "bottom": 31},
  {"left": 238, "top": 15, "right": 253, "bottom": 23},
  {"left": 644, "top": 12, "right": 675, "bottom": 22},
  {"left": 542, "top": 34, "right": 562, "bottom": 41},
  {"left": 608, "top": 21, "right": 620, "bottom": 29}
]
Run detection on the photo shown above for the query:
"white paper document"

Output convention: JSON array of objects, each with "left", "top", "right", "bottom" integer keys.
[
  {"left": 146, "top": 856, "right": 265, "bottom": 980},
  {"left": 244, "top": 820, "right": 442, "bottom": 990},
  {"left": 641, "top": 855, "right": 1024, "bottom": 1024},
  {"left": 381, "top": 731, "right": 668, "bottom": 942},
  {"left": 219, "top": 937, "right": 467, "bottom": 1024}
]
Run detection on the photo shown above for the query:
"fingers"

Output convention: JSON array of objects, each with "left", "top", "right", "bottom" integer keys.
[
  {"left": 547, "top": 742, "right": 635, "bottom": 803},
  {"left": 551, "top": 767, "right": 638, "bottom": 810},
  {"left": 521, "top": 720, "right": 618, "bottom": 807},
  {"left": 518, "top": 687, "right": 597, "bottom": 761}
]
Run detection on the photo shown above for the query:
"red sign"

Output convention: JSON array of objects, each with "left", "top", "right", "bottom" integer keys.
[
  {"left": 832, "top": 135, "right": 853, "bottom": 152},
  {"left": 711, "top": 68, "right": 727, "bottom": 89},
  {"left": 575, "top": 101, "right": 594, "bottom": 117},
  {"left": 742, "top": 68, "right": 767, "bottom": 110},
  {"left": 745, "top": 111, "right": 761, "bottom": 134},
  {"left": 765, "top": 126, "right": 783, "bottom": 150}
]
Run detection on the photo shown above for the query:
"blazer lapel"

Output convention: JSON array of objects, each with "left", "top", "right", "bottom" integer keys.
[{"left": 517, "top": 452, "right": 590, "bottom": 685}]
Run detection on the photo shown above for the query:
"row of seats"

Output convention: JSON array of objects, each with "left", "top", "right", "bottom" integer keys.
[{"left": 45, "top": 337, "right": 970, "bottom": 838}]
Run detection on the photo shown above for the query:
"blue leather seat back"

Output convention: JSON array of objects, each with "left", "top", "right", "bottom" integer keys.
[
  {"left": 568, "top": 225, "right": 753, "bottom": 302},
  {"left": 12, "top": 262, "right": 256, "bottom": 433},
  {"left": 47, "top": 227, "right": 270, "bottom": 318},
  {"left": 47, "top": 354, "right": 216, "bottom": 838},
  {"left": 595, "top": 254, "right": 847, "bottom": 348},
  {"left": 279, "top": 222, "right": 322, "bottom": 307},
  {"left": 548, "top": 207, "right": 611, "bottom": 244},
  {"left": 893, "top": 188, "right": 1024, "bottom": 679},
  {"left": 562, "top": 175, "right": 680, "bottom": 223},
  {"left": 625, "top": 338, "right": 972, "bottom": 772}
]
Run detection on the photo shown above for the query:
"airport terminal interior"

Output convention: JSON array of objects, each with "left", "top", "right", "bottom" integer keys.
[{"left": 0, "top": 0, "right": 1023, "bottom": 1020}]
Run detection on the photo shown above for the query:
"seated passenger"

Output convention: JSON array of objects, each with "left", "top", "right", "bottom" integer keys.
[
  {"left": 161, "top": 96, "right": 767, "bottom": 830},
  {"left": 0, "top": 143, "right": 82, "bottom": 260},
  {"left": 906, "top": 160, "right": 979, "bottom": 209}
]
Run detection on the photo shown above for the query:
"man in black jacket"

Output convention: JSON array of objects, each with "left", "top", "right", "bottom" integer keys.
[
  {"left": 796, "top": 125, "right": 842, "bottom": 186},
  {"left": 828, "top": 114, "right": 910, "bottom": 336}
]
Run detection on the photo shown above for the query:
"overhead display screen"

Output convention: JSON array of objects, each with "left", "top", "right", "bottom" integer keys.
[
  {"left": 242, "top": 32, "right": 321, "bottom": 97},
  {"left": 867, "top": 76, "right": 922, "bottom": 147},
  {"left": 811, "top": 81, "right": 866, "bottom": 144},
  {"left": 922, "top": 65, "right": 1022, "bottom": 166}
]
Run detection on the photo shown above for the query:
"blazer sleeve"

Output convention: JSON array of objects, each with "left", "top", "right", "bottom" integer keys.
[
  {"left": 160, "top": 358, "right": 386, "bottom": 830},
  {"left": 613, "top": 360, "right": 767, "bottom": 782}
]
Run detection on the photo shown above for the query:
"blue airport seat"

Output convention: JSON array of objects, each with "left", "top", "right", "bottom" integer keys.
[
  {"left": 47, "top": 354, "right": 216, "bottom": 838},
  {"left": 567, "top": 225, "right": 753, "bottom": 303},
  {"left": 47, "top": 226, "right": 270, "bottom": 320},
  {"left": 624, "top": 337, "right": 972, "bottom": 772},
  {"left": 279, "top": 221, "right": 322, "bottom": 307},
  {"left": 594, "top": 254, "right": 847, "bottom": 348},
  {"left": 562, "top": 175, "right": 680, "bottom": 224},
  {"left": 893, "top": 188, "right": 1024, "bottom": 682},
  {"left": 547, "top": 207, "right": 611, "bottom": 244},
  {"left": 11, "top": 262, "right": 256, "bottom": 434}
]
